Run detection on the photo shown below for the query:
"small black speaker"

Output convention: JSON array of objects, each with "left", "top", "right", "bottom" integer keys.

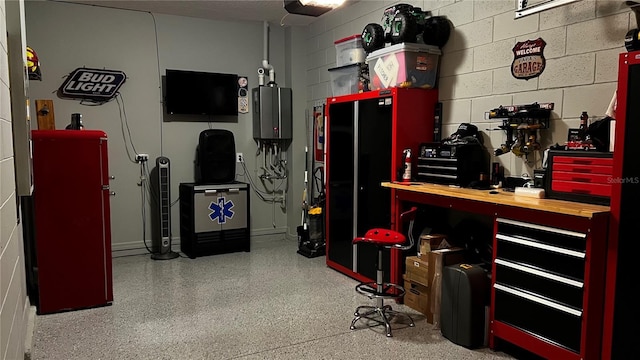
[{"left": 195, "top": 129, "right": 236, "bottom": 184}]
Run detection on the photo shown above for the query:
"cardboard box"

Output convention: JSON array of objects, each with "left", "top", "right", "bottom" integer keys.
[
  {"left": 406, "top": 248, "right": 466, "bottom": 288},
  {"left": 403, "top": 276, "right": 434, "bottom": 323},
  {"left": 427, "top": 247, "right": 466, "bottom": 290},
  {"left": 366, "top": 42, "right": 441, "bottom": 90},
  {"left": 405, "top": 255, "right": 429, "bottom": 287},
  {"left": 420, "top": 248, "right": 466, "bottom": 327},
  {"left": 417, "top": 234, "right": 450, "bottom": 258}
]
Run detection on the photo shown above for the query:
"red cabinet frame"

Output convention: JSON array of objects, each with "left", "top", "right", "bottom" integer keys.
[
  {"left": 325, "top": 88, "right": 438, "bottom": 282},
  {"left": 601, "top": 50, "right": 640, "bottom": 360}
]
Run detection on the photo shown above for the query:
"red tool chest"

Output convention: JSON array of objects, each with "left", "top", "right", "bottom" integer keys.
[{"left": 546, "top": 150, "right": 613, "bottom": 205}]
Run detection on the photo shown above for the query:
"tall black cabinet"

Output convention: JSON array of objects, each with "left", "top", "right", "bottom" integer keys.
[
  {"left": 602, "top": 50, "right": 640, "bottom": 359},
  {"left": 325, "top": 88, "right": 439, "bottom": 282}
]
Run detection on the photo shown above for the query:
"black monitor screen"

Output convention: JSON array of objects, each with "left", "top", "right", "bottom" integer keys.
[{"left": 165, "top": 69, "right": 238, "bottom": 116}]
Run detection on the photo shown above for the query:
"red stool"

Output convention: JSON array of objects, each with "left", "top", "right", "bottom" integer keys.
[{"left": 349, "top": 207, "right": 418, "bottom": 337}]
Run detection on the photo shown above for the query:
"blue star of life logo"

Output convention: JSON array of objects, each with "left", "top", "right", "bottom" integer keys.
[{"left": 209, "top": 197, "right": 234, "bottom": 224}]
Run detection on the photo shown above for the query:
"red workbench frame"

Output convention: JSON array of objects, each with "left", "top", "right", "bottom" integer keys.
[{"left": 385, "top": 182, "right": 609, "bottom": 359}]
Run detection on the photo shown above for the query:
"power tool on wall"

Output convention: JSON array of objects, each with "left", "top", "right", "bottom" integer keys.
[
  {"left": 486, "top": 102, "right": 553, "bottom": 159},
  {"left": 625, "top": 1, "right": 640, "bottom": 51}
]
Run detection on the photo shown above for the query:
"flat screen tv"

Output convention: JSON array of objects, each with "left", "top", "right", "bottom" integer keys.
[{"left": 165, "top": 69, "right": 238, "bottom": 116}]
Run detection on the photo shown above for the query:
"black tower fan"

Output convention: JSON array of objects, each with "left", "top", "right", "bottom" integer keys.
[{"left": 152, "top": 156, "right": 179, "bottom": 260}]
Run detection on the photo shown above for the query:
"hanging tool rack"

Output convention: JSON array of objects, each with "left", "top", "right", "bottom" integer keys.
[{"left": 486, "top": 102, "right": 553, "bottom": 158}]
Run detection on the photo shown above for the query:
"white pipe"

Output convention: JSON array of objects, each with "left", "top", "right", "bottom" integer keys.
[
  {"left": 269, "top": 69, "right": 276, "bottom": 85},
  {"left": 273, "top": 143, "right": 279, "bottom": 166},
  {"left": 263, "top": 142, "right": 268, "bottom": 175},
  {"left": 262, "top": 21, "right": 273, "bottom": 72}
]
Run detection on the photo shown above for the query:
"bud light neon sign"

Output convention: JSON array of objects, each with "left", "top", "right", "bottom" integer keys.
[{"left": 58, "top": 68, "right": 126, "bottom": 103}]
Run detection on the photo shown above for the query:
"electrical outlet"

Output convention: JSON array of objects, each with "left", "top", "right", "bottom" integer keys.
[
  {"left": 135, "top": 153, "right": 149, "bottom": 162},
  {"left": 236, "top": 152, "right": 244, "bottom": 163}
]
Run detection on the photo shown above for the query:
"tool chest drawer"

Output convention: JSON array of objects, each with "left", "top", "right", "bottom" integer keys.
[
  {"left": 496, "top": 218, "right": 586, "bottom": 253},
  {"left": 551, "top": 180, "right": 612, "bottom": 197},
  {"left": 495, "top": 219, "right": 586, "bottom": 281},
  {"left": 417, "top": 157, "right": 458, "bottom": 184},
  {"left": 552, "top": 163, "right": 612, "bottom": 174},
  {"left": 495, "top": 259, "right": 584, "bottom": 309},
  {"left": 492, "top": 217, "right": 589, "bottom": 356},
  {"left": 495, "top": 233, "right": 585, "bottom": 280},
  {"left": 546, "top": 150, "right": 613, "bottom": 205},
  {"left": 415, "top": 142, "right": 485, "bottom": 187},
  {"left": 494, "top": 284, "right": 582, "bottom": 353},
  {"left": 552, "top": 155, "right": 613, "bottom": 166},
  {"left": 551, "top": 171, "right": 611, "bottom": 184}
]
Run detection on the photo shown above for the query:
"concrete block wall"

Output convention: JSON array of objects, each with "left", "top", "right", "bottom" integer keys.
[
  {"left": 306, "top": 0, "right": 633, "bottom": 177},
  {"left": 1, "top": 0, "right": 30, "bottom": 359}
]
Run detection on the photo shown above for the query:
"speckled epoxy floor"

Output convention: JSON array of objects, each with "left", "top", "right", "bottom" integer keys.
[{"left": 32, "top": 239, "right": 519, "bottom": 360}]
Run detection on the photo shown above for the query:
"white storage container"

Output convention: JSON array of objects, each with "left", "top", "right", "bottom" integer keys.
[
  {"left": 366, "top": 42, "right": 441, "bottom": 90},
  {"left": 328, "top": 63, "right": 364, "bottom": 96},
  {"left": 335, "top": 34, "right": 366, "bottom": 67}
]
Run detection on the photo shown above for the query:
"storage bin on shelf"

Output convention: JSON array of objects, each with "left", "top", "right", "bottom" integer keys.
[
  {"left": 328, "top": 63, "right": 367, "bottom": 96},
  {"left": 366, "top": 42, "right": 441, "bottom": 90},
  {"left": 335, "top": 34, "right": 366, "bottom": 67}
]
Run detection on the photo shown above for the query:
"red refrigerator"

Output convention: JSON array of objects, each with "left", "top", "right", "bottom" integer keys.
[{"left": 31, "top": 130, "right": 113, "bottom": 314}]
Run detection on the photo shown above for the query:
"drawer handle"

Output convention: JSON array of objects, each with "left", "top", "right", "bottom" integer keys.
[
  {"left": 204, "top": 190, "right": 218, "bottom": 195},
  {"left": 494, "top": 283, "right": 582, "bottom": 317},
  {"left": 496, "top": 234, "right": 585, "bottom": 259},
  {"left": 572, "top": 159, "right": 594, "bottom": 165},
  {"left": 571, "top": 177, "right": 592, "bottom": 182},
  {"left": 424, "top": 158, "right": 456, "bottom": 162},
  {"left": 424, "top": 173, "right": 457, "bottom": 179},
  {"left": 570, "top": 189, "right": 592, "bottom": 194},
  {"left": 572, "top": 168, "right": 594, "bottom": 173},
  {"left": 495, "top": 258, "right": 583, "bottom": 288},
  {"left": 496, "top": 218, "right": 586, "bottom": 238},
  {"left": 425, "top": 165, "right": 454, "bottom": 170}
]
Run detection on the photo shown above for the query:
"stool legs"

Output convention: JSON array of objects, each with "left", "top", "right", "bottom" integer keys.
[{"left": 350, "top": 247, "right": 415, "bottom": 337}]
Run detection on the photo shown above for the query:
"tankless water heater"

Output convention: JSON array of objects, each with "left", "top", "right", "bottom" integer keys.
[{"left": 252, "top": 86, "right": 292, "bottom": 141}]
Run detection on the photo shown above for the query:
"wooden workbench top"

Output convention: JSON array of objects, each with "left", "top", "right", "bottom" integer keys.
[{"left": 382, "top": 182, "right": 610, "bottom": 218}]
